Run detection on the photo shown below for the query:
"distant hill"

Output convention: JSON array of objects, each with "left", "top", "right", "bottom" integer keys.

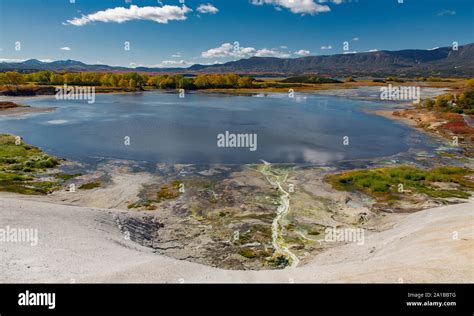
[
  {"left": 0, "top": 59, "right": 133, "bottom": 72},
  {"left": 1, "top": 43, "right": 473, "bottom": 77},
  {"left": 195, "top": 44, "right": 474, "bottom": 77}
]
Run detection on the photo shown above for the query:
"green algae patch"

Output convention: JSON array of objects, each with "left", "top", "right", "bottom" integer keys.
[
  {"left": 239, "top": 248, "right": 257, "bottom": 259},
  {"left": 326, "top": 166, "right": 473, "bottom": 202}
]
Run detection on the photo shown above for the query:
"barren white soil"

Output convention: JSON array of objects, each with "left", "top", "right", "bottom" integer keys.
[{"left": 1, "top": 195, "right": 472, "bottom": 283}]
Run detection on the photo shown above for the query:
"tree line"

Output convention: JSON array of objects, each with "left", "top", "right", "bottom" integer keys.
[{"left": 0, "top": 71, "right": 254, "bottom": 90}]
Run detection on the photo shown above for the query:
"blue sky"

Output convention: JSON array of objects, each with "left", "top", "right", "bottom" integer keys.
[{"left": 0, "top": 0, "right": 473, "bottom": 68}]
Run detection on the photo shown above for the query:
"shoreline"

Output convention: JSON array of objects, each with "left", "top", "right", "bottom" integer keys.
[
  {"left": 369, "top": 108, "right": 474, "bottom": 156},
  {"left": 0, "top": 80, "right": 457, "bottom": 99}
]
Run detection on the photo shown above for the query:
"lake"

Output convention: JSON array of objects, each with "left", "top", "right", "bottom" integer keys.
[{"left": 0, "top": 91, "right": 436, "bottom": 165}]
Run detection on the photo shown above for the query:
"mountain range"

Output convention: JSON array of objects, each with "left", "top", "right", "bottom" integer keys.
[{"left": 1, "top": 43, "right": 473, "bottom": 77}]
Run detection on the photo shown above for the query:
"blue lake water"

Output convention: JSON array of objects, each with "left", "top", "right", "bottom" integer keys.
[{"left": 0, "top": 91, "right": 435, "bottom": 164}]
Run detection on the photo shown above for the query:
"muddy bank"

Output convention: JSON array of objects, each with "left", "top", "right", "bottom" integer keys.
[
  {"left": 0, "top": 105, "right": 55, "bottom": 116},
  {"left": 0, "top": 100, "right": 55, "bottom": 116}
]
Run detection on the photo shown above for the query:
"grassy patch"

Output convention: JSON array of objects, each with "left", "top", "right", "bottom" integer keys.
[
  {"left": 128, "top": 200, "right": 157, "bottom": 210},
  {"left": 53, "top": 173, "right": 81, "bottom": 181},
  {"left": 125, "top": 180, "right": 184, "bottom": 210},
  {"left": 0, "top": 134, "right": 61, "bottom": 194},
  {"left": 326, "top": 166, "right": 473, "bottom": 201},
  {"left": 78, "top": 182, "right": 101, "bottom": 190},
  {"left": 0, "top": 177, "right": 60, "bottom": 195},
  {"left": 0, "top": 134, "right": 59, "bottom": 172}
]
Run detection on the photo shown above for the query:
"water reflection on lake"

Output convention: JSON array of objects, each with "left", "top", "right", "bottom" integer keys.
[{"left": 0, "top": 91, "right": 437, "bottom": 165}]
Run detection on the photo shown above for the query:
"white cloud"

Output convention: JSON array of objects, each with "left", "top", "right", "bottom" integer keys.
[
  {"left": 65, "top": 5, "right": 192, "bottom": 26},
  {"left": 352, "top": 37, "right": 359, "bottom": 41},
  {"left": 160, "top": 60, "right": 192, "bottom": 66},
  {"left": 201, "top": 43, "right": 254, "bottom": 58},
  {"left": 320, "top": 45, "right": 332, "bottom": 50},
  {"left": 367, "top": 49, "right": 378, "bottom": 52},
  {"left": 172, "top": 52, "right": 182, "bottom": 58},
  {"left": 200, "top": 60, "right": 224, "bottom": 65},
  {"left": 60, "top": 47, "right": 71, "bottom": 51},
  {"left": 251, "top": 0, "right": 330, "bottom": 15},
  {"left": 319, "top": 0, "right": 343, "bottom": 3},
  {"left": 343, "top": 51, "right": 357, "bottom": 54},
  {"left": 197, "top": 3, "right": 219, "bottom": 14},
  {"left": 437, "top": 10, "right": 456, "bottom": 16},
  {"left": 201, "top": 43, "right": 290, "bottom": 59},
  {"left": 427, "top": 47, "right": 440, "bottom": 51},
  {"left": 0, "top": 58, "right": 53, "bottom": 63},
  {"left": 294, "top": 49, "right": 311, "bottom": 56},
  {"left": 130, "top": 59, "right": 192, "bottom": 68},
  {"left": 255, "top": 48, "right": 290, "bottom": 58},
  {"left": 0, "top": 58, "right": 25, "bottom": 63}
]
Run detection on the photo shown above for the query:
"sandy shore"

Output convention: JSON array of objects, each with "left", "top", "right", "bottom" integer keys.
[
  {"left": 370, "top": 109, "right": 419, "bottom": 127},
  {"left": 1, "top": 194, "right": 472, "bottom": 283}
]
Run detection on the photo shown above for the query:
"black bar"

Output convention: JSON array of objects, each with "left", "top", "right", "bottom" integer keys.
[{"left": 0, "top": 284, "right": 472, "bottom": 315}]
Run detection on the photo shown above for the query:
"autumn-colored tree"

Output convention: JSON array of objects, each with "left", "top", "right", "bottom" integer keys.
[
  {"left": 1, "top": 72, "right": 25, "bottom": 89},
  {"left": 109, "top": 74, "right": 120, "bottom": 87},
  {"left": 177, "top": 77, "right": 195, "bottom": 90},
  {"left": 128, "top": 79, "right": 137, "bottom": 89},
  {"left": 118, "top": 79, "right": 128, "bottom": 88},
  {"left": 423, "top": 99, "right": 435, "bottom": 109},
  {"left": 159, "top": 77, "right": 175, "bottom": 89},
  {"left": 63, "top": 73, "right": 75, "bottom": 84},
  {"left": 237, "top": 76, "right": 253, "bottom": 88},
  {"left": 194, "top": 75, "right": 211, "bottom": 88},
  {"left": 123, "top": 73, "right": 145, "bottom": 88},
  {"left": 35, "top": 71, "right": 52, "bottom": 84},
  {"left": 100, "top": 73, "right": 111, "bottom": 87},
  {"left": 225, "top": 73, "right": 240, "bottom": 87},
  {"left": 210, "top": 74, "right": 227, "bottom": 88},
  {"left": 466, "top": 78, "right": 474, "bottom": 88},
  {"left": 434, "top": 94, "right": 452, "bottom": 108},
  {"left": 50, "top": 73, "right": 64, "bottom": 85}
]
